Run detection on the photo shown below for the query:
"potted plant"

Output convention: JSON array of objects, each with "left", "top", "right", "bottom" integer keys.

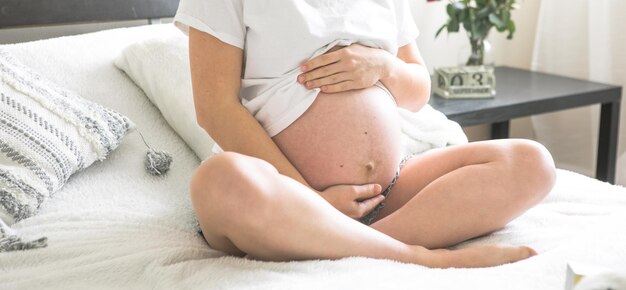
[{"left": 436, "top": 0, "right": 519, "bottom": 66}]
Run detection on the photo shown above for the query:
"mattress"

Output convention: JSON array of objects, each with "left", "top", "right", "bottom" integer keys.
[{"left": 1, "top": 24, "right": 625, "bottom": 290}]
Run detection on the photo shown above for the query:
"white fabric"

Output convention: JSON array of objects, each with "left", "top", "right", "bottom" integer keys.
[
  {"left": 113, "top": 28, "right": 215, "bottom": 160},
  {"left": 0, "top": 49, "right": 133, "bottom": 226},
  {"left": 398, "top": 106, "right": 468, "bottom": 156},
  {"left": 174, "top": 0, "right": 419, "bottom": 153},
  {"left": 2, "top": 25, "right": 626, "bottom": 290},
  {"left": 531, "top": 0, "right": 626, "bottom": 183},
  {"left": 113, "top": 28, "right": 465, "bottom": 161}
]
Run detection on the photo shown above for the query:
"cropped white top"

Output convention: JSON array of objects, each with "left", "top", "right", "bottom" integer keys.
[{"left": 174, "top": 0, "right": 419, "bottom": 152}]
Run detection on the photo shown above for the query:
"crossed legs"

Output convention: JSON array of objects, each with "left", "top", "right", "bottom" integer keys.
[
  {"left": 189, "top": 139, "right": 556, "bottom": 267},
  {"left": 371, "top": 139, "right": 556, "bottom": 249}
]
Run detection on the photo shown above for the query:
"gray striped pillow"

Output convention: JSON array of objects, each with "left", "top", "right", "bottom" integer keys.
[{"left": 0, "top": 49, "right": 134, "bottom": 225}]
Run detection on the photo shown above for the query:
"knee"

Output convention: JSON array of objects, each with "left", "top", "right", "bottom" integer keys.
[
  {"left": 504, "top": 139, "right": 556, "bottom": 200},
  {"left": 190, "top": 152, "right": 278, "bottom": 227}
]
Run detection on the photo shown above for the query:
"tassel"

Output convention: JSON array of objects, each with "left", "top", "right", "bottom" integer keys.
[
  {"left": 145, "top": 149, "right": 173, "bottom": 175},
  {"left": 0, "top": 219, "right": 47, "bottom": 252},
  {"left": 0, "top": 235, "right": 48, "bottom": 252},
  {"left": 137, "top": 130, "right": 173, "bottom": 176}
]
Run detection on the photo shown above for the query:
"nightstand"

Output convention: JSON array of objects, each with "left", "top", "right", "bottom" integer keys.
[{"left": 429, "top": 66, "right": 623, "bottom": 184}]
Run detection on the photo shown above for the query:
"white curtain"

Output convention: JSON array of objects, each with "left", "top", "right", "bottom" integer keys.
[{"left": 531, "top": 0, "right": 626, "bottom": 184}]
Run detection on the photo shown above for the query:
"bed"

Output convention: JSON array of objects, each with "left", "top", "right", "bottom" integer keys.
[{"left": 1, "top": 1, "right": 626, "bottom": 289}]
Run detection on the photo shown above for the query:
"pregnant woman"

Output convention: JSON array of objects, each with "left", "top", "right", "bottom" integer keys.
[{"left": 175, "top": 0, "right": 556, "bottom": 267}]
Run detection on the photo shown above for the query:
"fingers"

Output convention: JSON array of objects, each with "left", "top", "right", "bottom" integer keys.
[
  {"left": 319, "top": 81, "right": 358, "bottom": 93},
  {"left": 300, "top": 71, "right": 349, "bottom": 90},
  {"left": 353, "top": 184, "right": 384, "bottom": 218},
  {"left": 298, "top": 48, "right": 357, "bottom": 92},
  {"left": 298, "top": 62, "right": 345, "bottom": 85},
  {"left": 298, "top": 45, "right": 383, "bottom": 93},
  {"left": 354, "top": 184, "right": 382, "bottom": 200},
  {"left": 525, "top": 246, "right": 538, "bottom": 257},
  {"left": 300, "top": 50, "right": 341, "bottom": 74},
  {"left": 355, "top": 184, "right": 385, "bottom": 218},
  {"left": 350, "top": 184, "right": 383, "bottom": 219},
  {"left": 320, "top": 183, "right": 385, "bottom": 219},
  {"left": 357, "top": 194, "right": 385, "bottom": 218},
  {"left": 300, "top": 73, "right": 361, "bottom": 93}
]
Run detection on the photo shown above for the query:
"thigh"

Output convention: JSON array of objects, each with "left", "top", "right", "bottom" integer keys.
[{"left": 371, "top": 140, "right": 510, "bottom": 222}]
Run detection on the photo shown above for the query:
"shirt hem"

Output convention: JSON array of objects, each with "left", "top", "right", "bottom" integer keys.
[
  {"left": 212, "top": 91, "right": 318, "bottom": 154},
  {"left": 263, "top": 91, "right": 319, "bottom": 137},
  {"left": 397, "top": 30, "right": 420, "bottom": 48},
  {"left": 174, "top": 13, "right": 245, "bottom": 49}
]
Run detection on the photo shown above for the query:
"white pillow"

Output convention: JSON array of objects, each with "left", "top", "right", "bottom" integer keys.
[
  {"left": 114, "top": 25, "right": 467, "bottom": 161},
  {"left": 114, "top": 27, "right": 215, "bottom": 161},
  {"left": 0, "top": 49, "right": 133, "bottom": 226}
]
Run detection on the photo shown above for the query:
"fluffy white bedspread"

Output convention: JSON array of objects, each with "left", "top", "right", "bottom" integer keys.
[{"left": 1, "top": 24, "right": 626, "bottom": 290}]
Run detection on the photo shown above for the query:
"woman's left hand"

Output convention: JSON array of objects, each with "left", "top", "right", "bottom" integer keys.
[{"left": 298, "top": 44, "right": 394, "bottom": 93}]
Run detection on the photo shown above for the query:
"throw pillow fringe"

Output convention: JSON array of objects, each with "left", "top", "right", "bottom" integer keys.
[{"left": 0, "top": 219, "right": 47, "bottom": 252}]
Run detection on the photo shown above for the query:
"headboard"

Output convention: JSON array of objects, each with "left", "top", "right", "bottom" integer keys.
[{"left": 0, "top": 0, "right": 180, "bottom": 28}]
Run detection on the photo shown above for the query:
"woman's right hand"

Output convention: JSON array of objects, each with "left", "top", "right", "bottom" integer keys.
[{"left": 318, "top": 184, "right": 385, "bottom": 219}]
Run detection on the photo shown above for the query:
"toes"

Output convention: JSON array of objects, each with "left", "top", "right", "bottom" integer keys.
[
  {"left": 510, "top": 246, "right": 536, "bottom": 263},
  {"left": 525, "top": 246, "right": 538, "bottom": 257}
]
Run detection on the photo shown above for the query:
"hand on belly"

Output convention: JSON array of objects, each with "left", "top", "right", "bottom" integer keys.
[{"left": 272, "top": 85, "right": 402, "bottom": 191}]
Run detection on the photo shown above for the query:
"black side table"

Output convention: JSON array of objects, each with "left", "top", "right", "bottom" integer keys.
[{"left": 429, "top": 66, "right": 623, "bottom": 184}]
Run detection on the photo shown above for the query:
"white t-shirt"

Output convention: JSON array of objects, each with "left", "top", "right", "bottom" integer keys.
[{"left": 174, "top": 0, "right": 419, "bottom": 152}]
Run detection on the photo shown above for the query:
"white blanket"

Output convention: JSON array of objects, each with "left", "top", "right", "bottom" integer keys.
[{"left": 1, "top": 25, "right": 626, "bottom": 290}]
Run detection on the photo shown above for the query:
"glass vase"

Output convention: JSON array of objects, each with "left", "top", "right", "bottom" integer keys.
[{"left": 457, "top": 38, "right": 494, "bottom": 67}]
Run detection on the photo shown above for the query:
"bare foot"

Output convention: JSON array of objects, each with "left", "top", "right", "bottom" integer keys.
[{"left": 413, "top": 245, "right": 537, "bottom": 268}]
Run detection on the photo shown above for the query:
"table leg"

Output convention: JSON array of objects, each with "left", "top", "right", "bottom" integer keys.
[
  {"left": 596, "top": 101, "right": 620, "bottom": 184},
  {"left": 491, "top": 121, "right": 510, "bottom": 139}
]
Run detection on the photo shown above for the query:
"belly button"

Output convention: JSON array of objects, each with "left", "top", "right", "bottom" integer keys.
[{"left": 365, "top": 162, "right": 375, "bottom": 171}]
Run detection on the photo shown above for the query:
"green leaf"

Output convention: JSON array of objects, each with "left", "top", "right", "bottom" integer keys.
[
  {"left": 448, "top": 19, "right": 460, "bottom": 32},
  {"left": 446, "top": 3, "right": 455, "bottom": 17},
  {"left": 488, "top": 13, "right": 506, "bottom": 30},
  {"left": 506, "top": 19, "right": 516, "bottom": 39},
  {"left": 502, "top": 10, "right": 511, "bottom": 22},
  {"left": 435, "top": 24, "right": 447, "bottom": 38},
  {"left": 472, "top": 21, "right": 489, "bottom": 39},
  {"left": 458, "top": 9, "right": 467, "bottom": 22},
  {"left": 439, "top": 0, "right": 517, "bottom": 40},
  {"left": 463, "top": 18, "right": 472, "bottom": 32},
  {"left": 477, "top": 6, "right": 491, "bottom": 18}
]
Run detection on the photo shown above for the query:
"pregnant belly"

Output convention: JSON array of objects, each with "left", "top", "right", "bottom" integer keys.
[{"left": 272, "top": 85, "right": 403, "bottom": 191}]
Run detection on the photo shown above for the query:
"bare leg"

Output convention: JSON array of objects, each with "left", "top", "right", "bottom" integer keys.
[
  {"left": 371, "top": 139, "right": 556, "bottom": 249},
  {"left": 190, "top": 152, "right": 536, "bottom": 267}
]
